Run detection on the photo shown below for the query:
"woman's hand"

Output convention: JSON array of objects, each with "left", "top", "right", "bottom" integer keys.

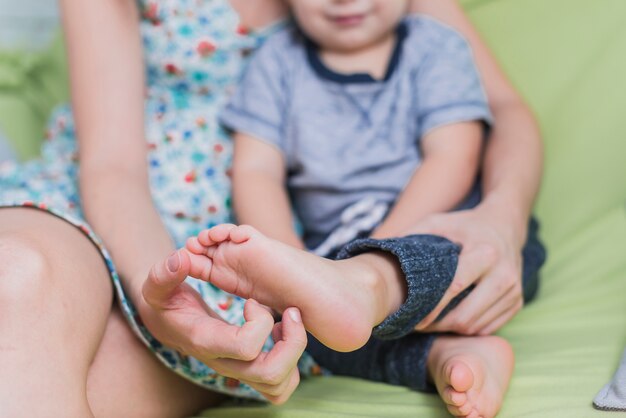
[
  {"left": 138, "top": 249, "right": 306, "bottom": 404},
  {"left": 410, "top": 201, "right": 527, "bottom": 336}
]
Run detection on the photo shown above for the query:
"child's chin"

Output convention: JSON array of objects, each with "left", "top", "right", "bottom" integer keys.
[{"left": 323, "top": 33, "right": 379, "bottom": 51}]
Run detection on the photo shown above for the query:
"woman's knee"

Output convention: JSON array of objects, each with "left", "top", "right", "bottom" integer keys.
[{"left": 0, "top": 231, "right": 53, "bottom": 304}]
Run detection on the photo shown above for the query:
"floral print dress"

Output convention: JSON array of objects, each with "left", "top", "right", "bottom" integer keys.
[{"left": 0, "top": 0, "right": 318, "bottom": 400}]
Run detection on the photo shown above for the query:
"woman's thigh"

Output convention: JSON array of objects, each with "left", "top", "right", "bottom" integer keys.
[
  {"left": 0, "top": 207, "right": 223, "bottom": 415},
  {"left": 0, "top": 207, "right": 114, "bottom": 358},
  {"left": 87, "top": 306, "right": 224, "bottom": 418},
  {"left": 0, "top": 207, "right": 114, "bottom": 413}
]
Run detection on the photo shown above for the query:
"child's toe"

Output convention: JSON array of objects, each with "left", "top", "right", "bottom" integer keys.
[
  {"left": 207, "top": 223, "right": 237, "bottom": 243},
  {"left": 186, "top": 251, "right": 214, "bottom": 281},
  {"left": 446, "top": 402, "right": 474, "bottom": 417},
  {"left": 447, "top": 361, "right": 474, "bottom": 393},
  {"left": 230, "top": 224, "right": 259, "bottom": 243},
  {"left": 465, "top": 408, "right": 480, "bottom": 418},
  {"left": 186, "top": 236, "right": 205, "bottom": 254},
  {"left": 443, "top": 387, "right": 467, "bottom": 406}
]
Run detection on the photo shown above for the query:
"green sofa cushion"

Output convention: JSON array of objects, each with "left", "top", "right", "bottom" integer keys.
[{"left": 0, "top": 31, "right": 68, "bottom": 160}]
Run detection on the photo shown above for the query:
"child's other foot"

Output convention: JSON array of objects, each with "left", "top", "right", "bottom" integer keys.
[
  {"left": 185, "top": 224, "right": 393, "bottom": 352},
  {"left": 428, "top": 336, "right": 514, "bottom": 418}
]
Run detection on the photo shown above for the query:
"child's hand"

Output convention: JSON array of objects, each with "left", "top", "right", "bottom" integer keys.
[
  {"left": 408, "top": 206, "right": 525, "bottom": 336},
  {"left": 139, "top": 249, "right": 306, "bottom": 404}
]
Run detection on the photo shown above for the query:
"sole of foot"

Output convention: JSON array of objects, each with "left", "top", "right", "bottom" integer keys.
[
  {"left": 428, "top": 335, "right": 514, "bottom": 418},
  {"left": 186, "top": 224, "right": 385, "bottom": 352}
]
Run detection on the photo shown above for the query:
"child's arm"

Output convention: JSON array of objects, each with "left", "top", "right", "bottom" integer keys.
[
  {"left": 372, "top": 122, "right": 483, "bottom": 239},
  {"left": 232, "top": 132, "right": 305, "bottom": 249}
]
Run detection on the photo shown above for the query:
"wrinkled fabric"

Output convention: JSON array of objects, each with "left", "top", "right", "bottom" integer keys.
[{"left": 594, "top": 349, "right": 626, "bottom": 411}]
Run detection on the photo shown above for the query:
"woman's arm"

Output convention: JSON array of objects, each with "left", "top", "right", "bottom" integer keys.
[
  {"left": 410, "top": 0, "right": 543, "bottom": 244},
  {"left": 62, "top": 1, "right": 304, "bottom": 402},
  {"left": 62, "top": 0, "right": 174, "bottom": 303},
  {"left": 408, "top": 0, "right": 544, "bottom": 334}
]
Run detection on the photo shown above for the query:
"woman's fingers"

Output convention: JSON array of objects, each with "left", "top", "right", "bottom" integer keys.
[
  {"left": 445, "top": 261, "right": 521, "bottom": 334},
  {"left": 419, "top": 259, "right": 523, "bottom": 334},
  {"left": 143, "top": 258, "right": 274, "bottom": 361},
  {"left": 475, "top": 290, "right": 523, "bottom": 335},
  {"left": 261, "top": 308, "right": 307, "bottom": 370},
  {"left": 143, "top": 249, "right": 303, "bottom": 403},
  {"left": 478, "top": 305, "right": 521, "bottom": 336},
  {"left": 143, "top": 249, "right": 191, "bottom": 308},
  {"left": 414, "top": 244, "right": 495, "bottom": 330},
  {"left": 189, "top": 298, "right": 275, "bottom": 361},
  {"left": 213, "top": 308, "right": 306, "bottom": 385},
  {"left": 250, "top": 366, "right": 299, "bottom": 398},
  {"left": 259, "top": 368, "right": 301, "bottom": 405},
  {"left": 257, "top": 310, "right": 307, "bottom": 404}
]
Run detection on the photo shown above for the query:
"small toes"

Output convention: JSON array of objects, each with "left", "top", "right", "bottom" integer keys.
[
  {"left": 186, "top": 236, "right": 217, "bottom": 258},
  {"left": 465, "top": 408, "right": 480, "bottom": 418},
  {"left": 443, "top": 387, "right": 467, "bottom": 406},
  {"left": 187, "top": 251, "right": 214, "bottom": 282},
  {"left": 446, "top": 401, "right": 474, "bottom": 417},
  {"left": 205, "top": 245, "right": 217, "bottom": 258},
  {"left": 446, "top": 361, "right": 474, "bottom": 393},
  {"left": 186, "top": 236, "right": 205, "bottom": 254},
  {"left": 197, "top": 229, "right": 213, "bottom": 246},
  {"left": 230, "top": 224, "right": 258, "bottom": 243},
  {"left": 207, "top": 224, "right": 237, "bottom": 243}
]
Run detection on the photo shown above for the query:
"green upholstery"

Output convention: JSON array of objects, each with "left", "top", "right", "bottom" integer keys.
[
  {"left": 1, "top": 0, "right": 624, "bottom": 416},
  {"left": 0, "top": 31, "right": 68, "bottom": 160}
]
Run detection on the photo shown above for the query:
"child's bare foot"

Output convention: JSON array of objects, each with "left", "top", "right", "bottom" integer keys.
[
  {"left": 428, "top": 336, "right": 514, "bottom": 418},
  {"left": 184, "top": 224, "right": 400, "bottom": 352}
]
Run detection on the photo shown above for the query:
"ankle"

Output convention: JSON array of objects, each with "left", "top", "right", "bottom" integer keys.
[{"left": 349, "top": 252, "right": 407, "bottom": 325}]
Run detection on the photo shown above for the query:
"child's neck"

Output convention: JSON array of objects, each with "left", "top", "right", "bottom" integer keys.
[{"left": 319, "top": 29, "right": 398, "bottom": 81}]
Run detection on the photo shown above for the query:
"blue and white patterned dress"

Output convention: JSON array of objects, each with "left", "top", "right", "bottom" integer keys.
[{"left": 0, "top": 0, "right": 318, "bottom": 400}]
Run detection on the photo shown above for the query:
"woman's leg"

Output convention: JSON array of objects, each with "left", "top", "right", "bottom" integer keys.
[
  {"left": 86, "top": 306, "right": 223, "bottom": 418},
  {"left": 0, "top": 208, "right": 223, "bottom": 417},
  {"left": 0, "top": 208, "right": 114, "bottom": 417}
]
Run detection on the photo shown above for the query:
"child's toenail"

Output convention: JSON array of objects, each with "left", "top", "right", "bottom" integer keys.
[{"left": 167, "top": 252, "right": 180, "bottom": 272}]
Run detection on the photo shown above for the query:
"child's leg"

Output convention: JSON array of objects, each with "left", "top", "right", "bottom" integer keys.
[
  {"left": 185, "top": 224, "right": 461, "bottom": 352},
  {"left": 308, "top": 219, "right": 543, "bottom": 386},
  {"left": 427, "top": 335, "right": 514, "bottom": 418},
  {"left": 307, "top": 219, "right": 544, "bottom": 417},
  {"left": 307, "top": 333, "right": 513, "bottom": 418}
]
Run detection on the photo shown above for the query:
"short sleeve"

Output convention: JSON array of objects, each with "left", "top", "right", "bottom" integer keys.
[
  {"left": 416, "top": 27, "right": 493, "bottom": 138},
  {"left": 219, "top": 35, "right": 288, "bottom": 153}
]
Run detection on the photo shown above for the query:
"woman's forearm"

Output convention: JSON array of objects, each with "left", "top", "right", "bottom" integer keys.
[
  {"left": 411, "top": 0, "right": 544, "bottom": 243},
  {"left": 81, "top": 169, "right": 175, "bottom": 301},
  {"left": 62, "top": 0, "right": 145, "bottom": 164},
  {"left": 62, "top": 0, "right": 174, "bottom": 300},
  {"left": 479, "top": 103, "right": 543, "bottom": 244}
]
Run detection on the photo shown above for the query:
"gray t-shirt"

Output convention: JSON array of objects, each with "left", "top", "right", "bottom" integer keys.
[{"left": 221, "top": 15, "right": 492, "bottom": 248}]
